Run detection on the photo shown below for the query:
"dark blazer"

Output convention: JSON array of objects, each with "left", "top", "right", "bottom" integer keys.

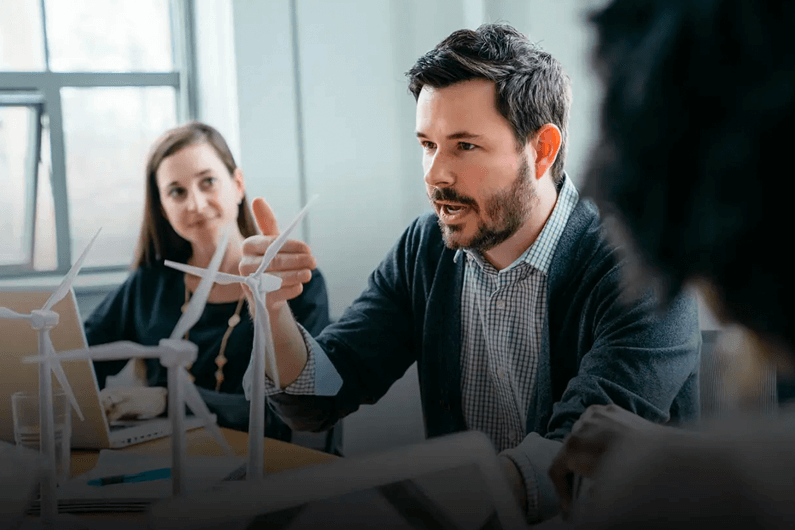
[{"left": 271, "top": 198, "right": 701, "bottom": 516}]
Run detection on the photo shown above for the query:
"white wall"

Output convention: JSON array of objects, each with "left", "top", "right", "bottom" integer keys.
[
  {"left": 193, "top": 0, "right": 242, "bottom": 162},
  {"left": 230, "top": 0, "right": 607, "bottom": 456},
  {"left": 231, "top": 0, "right": 305, "bottom": 228}
]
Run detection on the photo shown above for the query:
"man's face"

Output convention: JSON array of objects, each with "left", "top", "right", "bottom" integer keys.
[{"left": 416, "top": 79, "right": 536, "bottom": 251}]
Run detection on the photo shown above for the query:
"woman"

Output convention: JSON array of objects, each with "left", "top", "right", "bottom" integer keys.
[{"left": 85, "top": 121, "right": 336, "bottom": 451}]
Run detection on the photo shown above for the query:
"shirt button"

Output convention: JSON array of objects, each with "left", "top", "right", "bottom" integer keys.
[
  {"left": 495, "top": 300, "right": 506, "bottom": 310},
  {"left": 497, "top": 368, "right": 506, "bottom": 379}
]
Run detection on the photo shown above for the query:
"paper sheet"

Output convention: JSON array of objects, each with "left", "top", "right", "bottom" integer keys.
[{"left": 35, "top": 450, "right": 245, "bottom": 513}]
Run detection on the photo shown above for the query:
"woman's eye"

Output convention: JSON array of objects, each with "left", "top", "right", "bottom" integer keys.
[
  {"left": 200, "top": 177, "right": 216, "bottom": 188},
  {"left": 168, "top": 187, "right": 185, "bottom": 199}
]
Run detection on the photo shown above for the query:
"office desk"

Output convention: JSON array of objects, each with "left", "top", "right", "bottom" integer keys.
[
  {"left": 71, "top": 426, "right": 337, "bottom": 477},
  {"left": 65, "top": 427, "right": 336, "bottom": 525}
]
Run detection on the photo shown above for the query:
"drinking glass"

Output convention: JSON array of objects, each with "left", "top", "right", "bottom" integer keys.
[{"left": 11, "top": 390, "right": 71, "bottom": 485}]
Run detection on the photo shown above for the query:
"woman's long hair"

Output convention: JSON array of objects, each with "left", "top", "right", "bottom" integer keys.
[{"left": 132, "top": 121, "right": 257, "bottom": 268}]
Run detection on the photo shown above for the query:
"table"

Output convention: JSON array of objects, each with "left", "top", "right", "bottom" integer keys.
[
  {"left": 71, "top": 426, "right": 337, "bottom": 477},
  {"left": 66, "top": 426, "right": 337, "bottom": 525}
]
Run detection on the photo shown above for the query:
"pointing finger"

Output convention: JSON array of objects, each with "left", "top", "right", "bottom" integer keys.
[{"left": 252, "top": 197, "right": 280, "bottom": 236}]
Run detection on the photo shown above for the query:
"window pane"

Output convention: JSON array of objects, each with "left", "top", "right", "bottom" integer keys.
[
  {"left": 0, "top": 0, "right": 46, "bottom": 71},
  {"left": 0, "top": 106, "right": 36, "bottom": 266},
  {"left": 45, "top": 0, "right": 173, "bottom": 72},
  {"left": 34, "top": 117, "right": 56, "bottom": 271},
  {"left": 61, "top": 87, "right": 177, "bottom": 268}
]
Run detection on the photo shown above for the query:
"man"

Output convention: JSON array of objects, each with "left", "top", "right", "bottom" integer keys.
[
  {"left": 241, "top": 23, "right": 700, "bottom": 523},
  {"left": 546, "top": 0, "right": 795, "bottom": 526}
]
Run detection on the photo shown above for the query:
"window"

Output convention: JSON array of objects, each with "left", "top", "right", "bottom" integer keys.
[{"left": 0, "top": 0, "right": 195, "bottom": 275}]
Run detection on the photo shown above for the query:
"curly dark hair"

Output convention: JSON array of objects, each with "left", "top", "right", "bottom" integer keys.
[
  {"left": 406, "top": 23, "right": 572, "bottom": 187},
  {"left": 587, "top": 0, "right": 795, "bottom": 352}
]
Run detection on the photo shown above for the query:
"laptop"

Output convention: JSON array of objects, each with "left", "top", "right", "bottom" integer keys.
[
  {"left": 0, "top": 287, "right": 205, "bottom": 450},
  {"left": 149, "top": 430, "right": 529, "bottom": 530}
]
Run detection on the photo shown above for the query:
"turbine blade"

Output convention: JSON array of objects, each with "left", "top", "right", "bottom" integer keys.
[
  {"left": 213, "top": 271, "right": 248, "bottom": 285},
  {"left": 170, "top": 227, "right": 231, "bottom": 341},
  {"left": 23, "top": 341, "right": 158, "bottom": 364},
  {"left": 165, "top": 260, "right": 245, "bottom": 285},
  {"left": 255, "top": 195, "right": 318, "bottom": 276},
  {"left": 0, "top": 307, "right": 30, "bottom": 319},
  {"left": 178, "top": 370, "right": 234, "bottom": 455},
  {"left": 44, "top": 228, "right": 102, "bottom": 310},
  {"left": 259, "top": 273, "right": 283, "bottom": 293},
  {"left": 43, "top": 333, "right": 84, "bottom": 420},
  {"left": 163, "top": 261, "right": 209, "bottom": 277}
]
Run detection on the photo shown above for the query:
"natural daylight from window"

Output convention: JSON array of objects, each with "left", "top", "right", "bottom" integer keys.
[{"left": 0, "top": 0, "right": 188, "bottom": 274}]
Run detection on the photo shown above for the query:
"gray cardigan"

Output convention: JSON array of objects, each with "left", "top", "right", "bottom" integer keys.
[{"left": 271, "top": 198, "right": 701, "bottom": 521}]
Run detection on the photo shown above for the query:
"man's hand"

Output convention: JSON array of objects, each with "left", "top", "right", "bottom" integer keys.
[
  {"left": 548, "top": 404, "right": 667, "bottom": 518},
  {"left": 239, "top": 197, "right": 318, "bottom": 312},
  {"left": 100, "top": 386, "right": 167, "bottom": 423},
  {"left": 239, "top": 197, "right": 314, "bottom": 387}
]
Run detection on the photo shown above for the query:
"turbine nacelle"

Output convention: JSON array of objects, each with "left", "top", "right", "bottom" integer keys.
[
  {"left": 158, "top": 339, "right": 199, "bottom": 367},
  {"left": 248, "top": 273, "right": 283, "bottom": 295},
  {"left": 29, "top": 310, "right": 59, "bottom": 331}
]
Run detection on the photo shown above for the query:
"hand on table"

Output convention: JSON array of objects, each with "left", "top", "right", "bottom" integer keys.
[
  {"left": 239, "top": 197, "right": 318, "bottom": 313},
  {"left": 100, "top": 386, "right": 167, "bottom": 423},
  {"left": 548, "top": 404, "right": 668, "bottom": 518}
]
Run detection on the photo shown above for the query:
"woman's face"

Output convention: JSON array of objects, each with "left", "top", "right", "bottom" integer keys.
[{"left": 155, "top": 142, "right": 244, "bottom": 250}]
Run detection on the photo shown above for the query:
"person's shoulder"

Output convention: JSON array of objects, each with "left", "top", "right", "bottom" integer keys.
[
  {"left": 565, "top": 197, "right": 604, "bottom": 240},
  {"left": 405, "top": 211, "right": 439, "bottom": 232},
  {"left": 554, "top": 197, "right": 613, "bottom": 262},
  {"left": 397, "top": 211, "right": 449, "bottom": 261},
  {"left": 125, "top": 261, "right": 181, "bottom": 291},
  {"left": 548, "top": 195, "right": 631, "bottom": 299},
  {"left": 404, "top": 211, "right": 443, "bottom": 245}
]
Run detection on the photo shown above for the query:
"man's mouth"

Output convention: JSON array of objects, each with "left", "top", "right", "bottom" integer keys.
[{"left": 435, "top": 201, "right": 470, "bottom": 221}]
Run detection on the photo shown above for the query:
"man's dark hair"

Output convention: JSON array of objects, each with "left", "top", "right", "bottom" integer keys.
[
  {"left": 406, "top": 23, "right": 572, "bottom": 187},
  {"left": 586, "top": 0, "right": 795, "bottom": 353}
]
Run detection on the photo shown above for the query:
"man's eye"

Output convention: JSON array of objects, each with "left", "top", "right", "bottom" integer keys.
[
  {"left": 459, "top": 142, "right": 476, "bottom": 151},
  {"left": 421, "top": 141, "right": 436, "bottom": 151}
]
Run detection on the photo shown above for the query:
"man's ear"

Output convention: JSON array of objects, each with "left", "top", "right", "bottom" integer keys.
[{"left": 529, "top": 124, "right": 562, "bottom": 180}]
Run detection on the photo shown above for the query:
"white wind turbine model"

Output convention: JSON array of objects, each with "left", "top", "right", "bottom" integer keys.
[
  {"left": 0, "top": 229, "right": 100, "bottom": 525},
  {"left": 164, "top": 196, "right": 318, "bottom": 481},
  {"left": 24, "top": 228, "right": 235, "bottom": 497}
]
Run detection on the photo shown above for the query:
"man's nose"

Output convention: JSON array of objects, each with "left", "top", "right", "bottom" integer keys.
[{"left": 423, "top": 151, "right": 455, "bottom": 189}]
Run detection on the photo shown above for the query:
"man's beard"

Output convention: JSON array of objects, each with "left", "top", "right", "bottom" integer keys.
[{"left": 433, "top": 154, "right": 535, "bottom": 252}]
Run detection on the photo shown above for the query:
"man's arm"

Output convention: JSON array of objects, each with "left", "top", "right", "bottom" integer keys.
[
  {"left": 239, "top": 198, "right": 423, "bottom": 432},
  {"left": 238, "top": 197, "right": 319, "bottom": 387},
  {"left": 504, "top": 285, "right": 701, "bottom": 523}
]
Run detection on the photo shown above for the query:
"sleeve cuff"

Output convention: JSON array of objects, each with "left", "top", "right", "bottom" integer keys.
[
  {"left": 242, "top": 324, "right": 342, "bottom": 399},
  {"left": 500, "top": 433, "right": 563, "bottom": 523}
]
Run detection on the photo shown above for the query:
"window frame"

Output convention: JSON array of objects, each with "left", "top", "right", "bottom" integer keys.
[
  {"left": 0, "top": 93, "right": 44, "bottom": 274},
  {"left": 0, "top": 0, "right": 196, "bottom": 279}
]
